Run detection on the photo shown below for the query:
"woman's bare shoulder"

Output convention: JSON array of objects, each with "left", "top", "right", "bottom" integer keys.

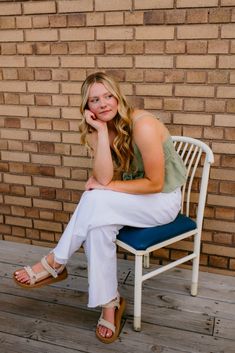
[
  {"left": 131, "top": 110, "right": 169, "bottom": 141},
  {"left": 131, "top": 109, "right": 155, "bottom": 120}
]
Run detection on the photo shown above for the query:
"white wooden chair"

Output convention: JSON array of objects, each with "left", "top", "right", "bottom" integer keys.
[{"left": 116, "top": 136, "right": 214, "bottom": 331}]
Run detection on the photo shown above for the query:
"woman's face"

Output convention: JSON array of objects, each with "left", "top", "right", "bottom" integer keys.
[{"left": 87, "top": 82, "right": 118, "bottom": 122}]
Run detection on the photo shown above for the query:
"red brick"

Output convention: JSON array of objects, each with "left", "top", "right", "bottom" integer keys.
[
  {"left": 144, "top": 10, "right": 165, "bottom": 24},
  {"left": 17, "top": 43, "right": 33, "bottom": 55},
  {"left": 221, "top": 24, "right": 235, "bottom": 38},
  {"left": 136, "top": 25, "right": 174, "bottom": 40},
  {"left": 1, "top": 43, "right": 16, "bottom": 54},
  {"left": 32, "top": 16, "right": 49, "bottom": 28},
  {"left": 205, "top": 100, "right": 226, "bottom": 113},
  {"left": 2, "top": 68, "right": 17, "bottom": 80},
  {"left": 166, "top": 9, "right": 186, "bottom": 23},
  {"left": 186, "top": 40, "right": 207, "bottom": 54},
  {"left": 177, "top": 24, "right": 218, "bottom": 39},
  {"left": 125, "top": 41, "right": 144, "bottom": 54},
  {"left": 0, "top": 17, "right": 15, "bottom": 29},
  {"left": 49, "top": 15, "right": 67, "bottom": 27},
  {"left": 4, "top": 118, "right": 20, "bottom": 129},
  {"left": 186, "top": 71, "right": 206, "bottom": 83},
  {"left": 177, "top": 0, "right": 218, "bottom": 7},
  {"left": 184, "top": 98, "right": 204, "bottom": 112},
  {"left": 87, "top": 13, "right": 104, "bottom": 26},
  {"left": 214, "top": 233, "right": 233, "bottom": 245},
  {"left": 23, "top": 2, "right": 56, "bottom": 15},
  {"left": 105, "top": 12, "right": 124, "bottom": 26},
  {"left": 16, "top": 16, "right": 32, "bottom": 29},
  {"left": 35, "top": 95, "right": 52, "bottom": 106},
  {"left": 58, "top": 0, "right": 93, "bottom": 13},
  {"left": 0, "top": 3, "right": 21, "bottom": 16},
  {"left": 124, "top": 12, "right": 143, "bottom": 25},
  {"left": 34, "top": 69, "right": 51, "bottom": 81},
  {"left": 166, "top": 41, "right": 185, "bottom": 53},
  {"left": 144, "top": 41, "right": 164, "bottom": 54},
  {"left": 208, "top": 71, "right": 228, "bottom": 84},
  {"left": 209, "top": 256, "right": 228, "bottom": 269},
  {"left": 135, "top": 0, "right": 174, "bottom": 9},
  {"left": 187, "top": 9, "right": 208, "bottom": 23},
  {"left": 95, "top": 0, "right": 131, "bottom": 11},
  {"left": 67, "top": 14, "right": 86, "bottom": 27},
  {"left": 51, "top": 43, "right": 68, "bottom": 54},
  {"left": 209, "top": 8, "right": 231, "bottom": 23}
]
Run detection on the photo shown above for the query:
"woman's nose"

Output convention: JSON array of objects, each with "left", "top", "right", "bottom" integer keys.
[{"left": 100, "top": 98, "right": 107, "bottom": 107}]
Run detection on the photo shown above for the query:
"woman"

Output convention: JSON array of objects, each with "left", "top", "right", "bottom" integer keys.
[{"left": 14, "top": 72, "right": 186, "bottom": 344}]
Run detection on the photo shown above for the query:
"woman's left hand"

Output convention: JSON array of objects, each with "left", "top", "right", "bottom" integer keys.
[{"left": 85, "top": 176, "right": 107, "bottom": 191}]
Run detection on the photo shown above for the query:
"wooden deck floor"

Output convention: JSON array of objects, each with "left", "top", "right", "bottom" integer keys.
[{"left": 0, "top": 240, "right": 235, "bottom": 353}]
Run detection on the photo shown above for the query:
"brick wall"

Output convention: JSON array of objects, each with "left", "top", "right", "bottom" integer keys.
[{"left": 0, "top": 0, "right": 234, "bottom": 275}]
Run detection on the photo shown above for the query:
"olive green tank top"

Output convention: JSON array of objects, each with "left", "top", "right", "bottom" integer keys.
[{"left": 122, "top": 136, "right": 187, "bottom": 193}]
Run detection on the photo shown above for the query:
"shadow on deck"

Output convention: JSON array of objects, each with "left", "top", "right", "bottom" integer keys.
[{"left": 0, "top": 240, "right": 235, "bottom": 353}]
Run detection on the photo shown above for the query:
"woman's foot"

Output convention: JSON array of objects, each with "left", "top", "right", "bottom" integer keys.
[
  {"left": 13, "top": 253, "right": 68, "bottom": 288},
  {"left": 97, "top": 306, "right": 115, "bottom": 338},
  {"left": 14, "top": 253, "right": 59, "bottom": 284},
  {"left": 96, "top": 296, "right": 126, "bottom": 344}
]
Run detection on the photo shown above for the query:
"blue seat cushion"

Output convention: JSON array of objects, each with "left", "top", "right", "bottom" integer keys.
[{"left": 117, "top": 214, "right": 197, "bottom": 251}]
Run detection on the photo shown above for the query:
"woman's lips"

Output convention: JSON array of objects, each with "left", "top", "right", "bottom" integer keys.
[{"left": 100, "top": 110, "right": 111, "bottom": 114}]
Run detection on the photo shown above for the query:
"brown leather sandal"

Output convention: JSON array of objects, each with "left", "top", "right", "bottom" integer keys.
[
  {"left": 13, "top": 256, "right": 68, "bottom": 289},
  {"left": 96, "top": 295, "right": 126, "bottom": 344}
]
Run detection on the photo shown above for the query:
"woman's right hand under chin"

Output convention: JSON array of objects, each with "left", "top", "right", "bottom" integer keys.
[{"left": 84, "top": 109, "right": 107, "bottom": 132}]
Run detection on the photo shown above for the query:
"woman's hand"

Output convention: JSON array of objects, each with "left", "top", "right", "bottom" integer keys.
[
  {"left": 84, "top": 109, "right": 107, "bottom": 132},
  {"left": 85, "top": 176, "right": 107, "bottom": 191}
]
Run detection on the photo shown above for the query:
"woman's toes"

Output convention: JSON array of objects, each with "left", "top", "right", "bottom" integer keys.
[
  {"left": 99, "top": 326, "right": 105, "bottom": 337},
  {"left": 15, "top": 270, "right": 29, "bottom": 283},
  {"left": 98, "top": 325, "right": 112, "bottom": 338},
  {"left": 106, "top": 329, "right": 112, "bottom": 338}
]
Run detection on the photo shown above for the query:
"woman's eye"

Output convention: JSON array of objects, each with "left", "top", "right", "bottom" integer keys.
[
  {"left": 90, "top": 98, "right": 99, "bottom": 103},
  {"left": 106, "top": 94, "right": 113, "bottom": 99}
]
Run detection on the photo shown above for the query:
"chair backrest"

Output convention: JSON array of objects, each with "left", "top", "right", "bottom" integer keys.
[{"left": 172, "top": 136, "right": 214, "bottom": 233}]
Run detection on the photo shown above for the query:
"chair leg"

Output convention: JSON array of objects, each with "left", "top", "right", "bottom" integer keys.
[
  {"left": 191, "top": 233, "right": 200, "bottom": 296},
  {"left": 133, "top": 254, "right": 143, "bottom": 331},
  {"left": 143, "top": 253, "right": 150, "bottom": 268}
]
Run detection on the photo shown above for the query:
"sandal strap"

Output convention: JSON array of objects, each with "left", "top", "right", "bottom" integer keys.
[
  {"left": 24, "top": 265, "right": 48, "bottom": 285},
  {"left": 41, "top": 256, "right": 60, "bottom": 278},
  {"left": 24, "top": 266, "right": 37, "bottom": 285},
  {"left": 97, "top": 317, "right": 115, "bottom": 333}
]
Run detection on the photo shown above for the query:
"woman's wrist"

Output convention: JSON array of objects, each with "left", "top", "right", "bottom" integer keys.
[
  {"left": 97, "top": 123, "right": 108, "bottom": 134},
  {"left": 106, "top": 180, "right": 116, "bottom": 191}
]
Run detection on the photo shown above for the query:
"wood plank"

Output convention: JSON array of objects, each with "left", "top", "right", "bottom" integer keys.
[
  {"left": 1, "top": 240, "right": 234, "bottom": 284},
  {"left": 0, "top": 285, "right": 213, "bottom": 336},
  {"left": 3, "top": 262, "right": 235, "bottom": 325},
  {"left": 120, "top": 283, "right": 235, "bottom": 321},
  {"left": 122, "top": 319, "right": 235, "bottom": 353},
  {"left": 1, "top": 263, "right": 233, "bottom": 336},
  {"left": 0, "top": 310, "right": 155, "bottom": 353},
  {"left": 0, "top": 292, "right": 99, "bottom": 331},
  {"left": 126, "top": 268, "right": 235, "bottom": 303},
  {"left": 214, "top": 317, "right": 235, "bottom": 340},
  {"left": 0, "top": 240, "right": 235, "bottom": 353},
  {"left": 0, "top": 331, "right": 84, "bottom": 353},
  {"left": 1, "top": 240, "right": 234, "bottom": 302},
  {"left": 1, "top": 310, "right": 234, "bottom": 353}
]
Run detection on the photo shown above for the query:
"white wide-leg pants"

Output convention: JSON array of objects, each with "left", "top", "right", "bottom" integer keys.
[{"left": 53, "top": 188, "right": 181, "bottom": 308}]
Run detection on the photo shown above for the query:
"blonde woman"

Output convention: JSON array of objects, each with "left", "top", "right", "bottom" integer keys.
[{"left": 14, "top": 72, "right": 186, "bottom": 344}]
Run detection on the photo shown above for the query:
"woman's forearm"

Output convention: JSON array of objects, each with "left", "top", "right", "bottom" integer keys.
[
  {"left": 106, "top": 178, "right": 163, "bottom": 195},
  {"left": 92, "top": 127, "right": 114, "bottom": 185}
]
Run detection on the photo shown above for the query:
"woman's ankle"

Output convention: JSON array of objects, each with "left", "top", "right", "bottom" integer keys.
[{"left": 46, "top": 253, "right": 61, "bottom": 269}]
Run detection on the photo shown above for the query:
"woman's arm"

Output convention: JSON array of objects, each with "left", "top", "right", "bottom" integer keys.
[
  {"left": 86, "top": 116, "right": 167, "bottom": 194},
  {"left": 85, "top": 111, "right": 114, "bottom": 185}
]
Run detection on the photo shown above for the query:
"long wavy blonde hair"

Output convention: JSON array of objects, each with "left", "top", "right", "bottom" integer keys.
[{"left": 79, "top": 72, "right": 135, "bottom": 173}]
